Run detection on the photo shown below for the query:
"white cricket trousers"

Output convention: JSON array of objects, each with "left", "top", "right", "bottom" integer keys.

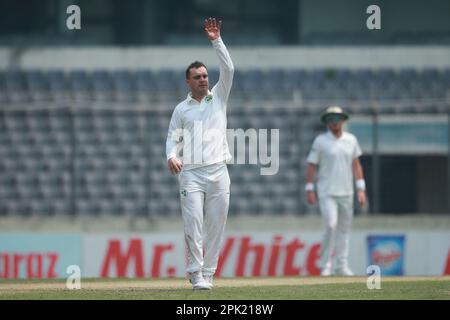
[
  {"left": 318, "top": 195, "right": 353, "bottom": 271},
  {"left": 178, "top": 162, "right": 230, "bottom": 276}
]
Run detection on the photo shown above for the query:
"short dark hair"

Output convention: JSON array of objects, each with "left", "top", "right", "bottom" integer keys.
[{"left": 186, "top": 61, "right": 207, "bottom": 79}]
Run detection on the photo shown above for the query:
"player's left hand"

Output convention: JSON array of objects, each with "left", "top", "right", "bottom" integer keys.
[
  {"left": 204, "top": 17, "right": 221, "bottom": 41},
  {"left": 357, "top": 190, "right": 366, "bottom": 208}
]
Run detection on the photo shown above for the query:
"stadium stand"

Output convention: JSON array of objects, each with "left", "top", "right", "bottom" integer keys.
[{"left": 0, "top": 69, "right": 449, "bottom": 216}]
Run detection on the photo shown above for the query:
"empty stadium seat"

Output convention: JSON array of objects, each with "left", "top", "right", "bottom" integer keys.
[{"left": 1, "top": 68, "right": 449, "bottom": 217}]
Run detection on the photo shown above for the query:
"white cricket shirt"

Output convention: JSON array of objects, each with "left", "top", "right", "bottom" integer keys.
[
  {"left": 166, "top": 37, "right": 234, "bottom": 171},
  {"left": 307, "top": 130, "right": 362, "bottom": 197}
]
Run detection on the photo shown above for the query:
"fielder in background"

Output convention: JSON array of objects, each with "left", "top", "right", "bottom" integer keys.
[
  {"left": 166, "top": 17, "right": 234, "bottom": 290},
  {"left": 305, "top": 106, "right": 367, "bottom": 276}
]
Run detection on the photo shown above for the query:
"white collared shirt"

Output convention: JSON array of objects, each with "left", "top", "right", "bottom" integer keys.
[
  {"left": 307, "top": 130, "right": 362, "bottom": 197},
  {"left": 166, "top": 37, "right": 234, "bottom": 170}
]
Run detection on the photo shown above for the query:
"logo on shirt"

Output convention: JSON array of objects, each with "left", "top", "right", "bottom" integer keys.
[
  {"left": 205, "top": 95, "right": 213, "bottom": 103},
  {"left": 180, "top": 189, "right": 188, "bottom": 197}
]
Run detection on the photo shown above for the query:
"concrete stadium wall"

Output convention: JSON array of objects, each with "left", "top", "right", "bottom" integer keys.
[{"left": 1, "top": 46, "right": 450, "bottom": 71}]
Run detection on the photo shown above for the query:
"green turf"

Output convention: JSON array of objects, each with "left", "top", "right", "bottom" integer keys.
[{"left": 1, "top": 279, "right": 449, "bottom": 300}]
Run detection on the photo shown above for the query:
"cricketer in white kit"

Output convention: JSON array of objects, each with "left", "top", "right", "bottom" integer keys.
[
  {"left": 166, "top": 17, "right": 234, "bottom": 290},
  {"left": 305, "top": 106, "right": 367, "bottom": 276}
]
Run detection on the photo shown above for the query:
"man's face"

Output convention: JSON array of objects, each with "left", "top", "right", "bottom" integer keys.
[
  {"left": 186, "top": 66, "right": 209, "bottom": 96},
  {"left": 324, "top": 115, "right": 346, "bottom": 133},
  {"left": 326, "top": 120, "right": 344, "bottom": 133}
]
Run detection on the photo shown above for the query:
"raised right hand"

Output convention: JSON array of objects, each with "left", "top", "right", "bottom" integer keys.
[{"left": 204, "top": 17, "right": 221, "bottom": 41}]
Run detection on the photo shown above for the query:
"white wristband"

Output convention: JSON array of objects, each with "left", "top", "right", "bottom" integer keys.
[
  {"left": 305, "top": 183, "right": 315, "bottom": 192},
  {"left": 356, "top": 179, "right": 366, "bottom": 191}
]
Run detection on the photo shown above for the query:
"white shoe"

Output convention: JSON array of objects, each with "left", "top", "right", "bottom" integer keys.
[
  {"left": 334, "top": 267, "right": 354, "bottom": 276},
  {"left": 321, "top": 267, "right": 332, "bottom": 276},
  {"left": 203, "top": 274, "right": 214, "bottom": 288},
  {"left": 189, "top": 272, "right": 212, "bottom": 290}
]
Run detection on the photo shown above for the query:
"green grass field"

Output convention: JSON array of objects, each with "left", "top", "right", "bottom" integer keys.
[{"left": 0, "top": 276, "right": 449, "bottom": 300}]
